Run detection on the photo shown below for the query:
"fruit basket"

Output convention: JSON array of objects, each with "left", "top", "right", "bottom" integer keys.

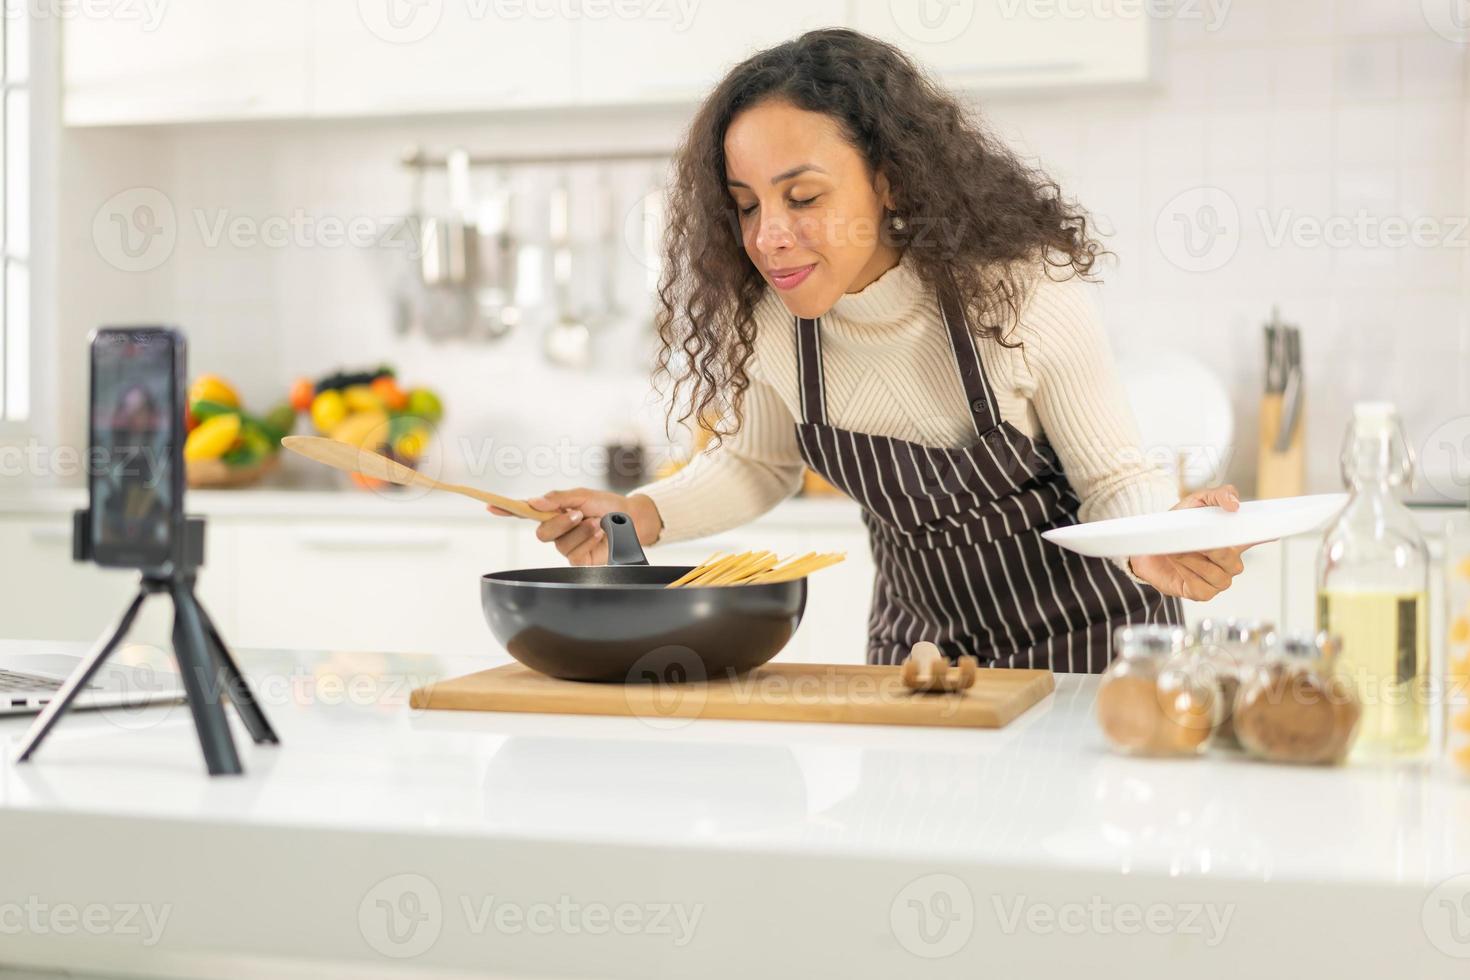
[
  {"left": 294, "top": 366, "right": 443, "bottom": 491},
  {"left": 187, "top": 453, "right": 282, "bottom": 489},
  {"left": 184, "top": 374, "right": 295, "bottom": 489}
]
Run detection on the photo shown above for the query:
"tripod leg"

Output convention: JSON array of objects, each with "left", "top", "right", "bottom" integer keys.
[
  {"left": 196, "top": 598, "right": 278, "bottom": 745},
  {"left": 15, "top": 586, "right": 151, "bottom": 763},
  {"left": 170, "top": 582, "right": 242, "bottom": 776}
]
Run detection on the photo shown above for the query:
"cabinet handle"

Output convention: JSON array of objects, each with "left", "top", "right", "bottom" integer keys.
[
  {"left": 344, "top": 86, "right": 521, "bottom": 113},
  {"left": 633, "top": 82, "right": 706, "bottom": 101},
  {"left": 941, "top": 60, "right": 1085, "bottom": 81},
  {"left": 295, "top": 529, "right": 452, "bottom": 552}
]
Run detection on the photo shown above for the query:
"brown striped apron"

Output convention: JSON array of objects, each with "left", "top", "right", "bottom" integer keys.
[{"left": 793, "top": 284, "right": 1183, "bottom": 672}]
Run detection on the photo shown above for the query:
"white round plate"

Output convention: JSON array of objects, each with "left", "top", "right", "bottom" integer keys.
[{"left": 1041, "top": 493, "right": 1349, "bottom": 559}]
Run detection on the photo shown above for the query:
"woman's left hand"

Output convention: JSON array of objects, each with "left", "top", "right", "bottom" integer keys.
[{"left": 1127, "top": 484, "right": 1250, "bottom": 602}]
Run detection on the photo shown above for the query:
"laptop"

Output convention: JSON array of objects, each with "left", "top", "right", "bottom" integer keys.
[{"left": 0, "top": 651, "right": 186, "bottom": 716}]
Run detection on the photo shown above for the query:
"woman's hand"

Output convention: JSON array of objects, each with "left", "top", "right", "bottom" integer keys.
[
  {"left": 1127, "top": 484, "right": 1251, "bottom": 602},
  {"left": 488, "top": 489, "right": 664, "bottom": 566}
]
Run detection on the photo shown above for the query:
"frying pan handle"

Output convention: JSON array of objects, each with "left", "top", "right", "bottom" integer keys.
[{"left": 601, "top": 512, "right": 649, "bottom": 566}]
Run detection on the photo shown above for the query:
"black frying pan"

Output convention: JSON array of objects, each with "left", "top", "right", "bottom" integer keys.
[{"left": 481, "top": 513, "right": 808, "bottom": 682}]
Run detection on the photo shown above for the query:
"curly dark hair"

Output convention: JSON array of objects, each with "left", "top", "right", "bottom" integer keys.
[{"left": 652, "top": 27, "right": 1104, "bottom": 445}]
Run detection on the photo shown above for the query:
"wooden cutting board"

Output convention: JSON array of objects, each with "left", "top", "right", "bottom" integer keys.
[{"left": 410, "top": 662, "right": 1055, "bottom": 729}]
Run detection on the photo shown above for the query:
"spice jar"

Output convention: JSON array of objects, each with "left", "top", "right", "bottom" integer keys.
[
  {"left": 1234, "top": 631, "right": 1361, "bottom": 765},
  {"left": 1193, "top": 618, "right": 1273, "bottom": 749},
  {"left": 1445, "top": 520, "right": 1470, "bottom": 776},
  {"left": 1097, "top": 625, "right": 1218, "bottom": 757}
]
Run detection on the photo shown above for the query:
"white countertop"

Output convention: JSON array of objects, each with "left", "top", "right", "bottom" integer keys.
[{"left": 2, "top": 640, "right": 1468, "bottom": 978}]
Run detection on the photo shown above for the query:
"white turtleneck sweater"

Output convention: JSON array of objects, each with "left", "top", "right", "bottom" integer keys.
[{"left": 631, "top": 253, "right": 1179, "bottom": 579}]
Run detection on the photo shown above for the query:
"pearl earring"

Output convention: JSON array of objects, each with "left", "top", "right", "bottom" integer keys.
[{"left": 889, "top": 213, "right": 907, "bottom": 232}]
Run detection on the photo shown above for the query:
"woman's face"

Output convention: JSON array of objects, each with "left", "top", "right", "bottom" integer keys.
[{"left": 724, "top": 99, "right": 900, "bottom": 318}]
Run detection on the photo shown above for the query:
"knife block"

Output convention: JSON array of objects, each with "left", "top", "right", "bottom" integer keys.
[{"left": 1257, "top": 392, "right": 1305, "bottom": 498}]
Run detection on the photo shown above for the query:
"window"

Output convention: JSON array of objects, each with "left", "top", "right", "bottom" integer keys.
[{"left": 0, "top": 8, "right": 27, "bottom": 421}]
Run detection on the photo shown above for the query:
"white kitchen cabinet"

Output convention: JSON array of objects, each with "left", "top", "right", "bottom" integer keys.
[
  {"left": 854, "top": 2, "right": 1153, "bottom": 91},
  {"left": 0, "top": 515, "right": 238, "bottom": 650},
  {"left": 9, "top": 502, "right": 1404, "bottom": 670},
  {"left": 308, "top": 0, "right": 577, "bottom": 117},
  {"left": 63, "top": 0, "right": 311, "bottom": 126},
  {"left": 63, "top": 1, "right": 1154, "bottom": 126},
  {"left": 572, "top": 0, "right": 847, "bottom": 106},
  {"left": 1282, "top": 534, "right": 1320, "bottom": 633},
  {"left": 227, "top": 519, "right": 517, "bottom": 656},
  {"left": 646, "top": 523, "right": 828, "bottom": 664},
  {"left": 645, "top": 508, "right": 875, "bottom": 666},
  {"left": 0, "top": 516, "right": 137, "bottom": 640},
  {"left": 801, "top": 522, "right": 873, "bottom": 665},
  {"left": 1180, "top": 540, "right": 1284, "bottom": 629}
]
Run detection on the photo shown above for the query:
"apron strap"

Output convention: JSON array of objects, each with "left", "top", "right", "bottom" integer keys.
[
  {"left": 795, "top": 315, "right": 828, "bottom": 425},
  {"left": 937, "top": 283, "right": 1003, "bottom": 436},
  {"left": 795, "top": 282, "right": 1003, "bottom": 435}
]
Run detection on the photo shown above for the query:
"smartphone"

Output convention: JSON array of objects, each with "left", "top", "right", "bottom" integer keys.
[{"left": 87, "top": 327, "right": 187, "bottom": 570}]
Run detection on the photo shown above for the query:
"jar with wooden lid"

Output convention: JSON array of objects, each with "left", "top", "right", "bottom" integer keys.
[
  {"left": 1193, "top": 618, "right": 1274, "bottom": 750},
  {"left": 1234, "top": 631, "right": 1361, "bottom": 765},
  {"left": 1097, "top": 625, "right": 1219, "bottom": 757}
]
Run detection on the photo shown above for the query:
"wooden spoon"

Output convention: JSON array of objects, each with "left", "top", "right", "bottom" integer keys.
[{"left": 282, "top": 435, "right": 552, "bottom": 522}]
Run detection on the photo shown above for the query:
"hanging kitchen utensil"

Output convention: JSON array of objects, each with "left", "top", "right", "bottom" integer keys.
[
  {"left": 470, "top": 164, "right": 519, "bottom": 342},
  {"left": 479, "top": 512, "right": 808, "bottom": 682},
  {"left": 543, "top": 174, "right": 591, "bottom": 368},
  {"left": 639, "top": 174, "right": 666, "bottom": 336},
  {"left": 413, "top": 148, "right": 479, "bottom": 340},
  {"left": 420, "top": 148, "right": 476, "bottom": 288},
  {"left": 588, "top": 166, "right": 623, "bottom": 330},
  {"left": 388, "top": 164, "right": 432, "bottom": 337},
  {"left": 282, "top": 436, "right": 551, "bottom": 522}
]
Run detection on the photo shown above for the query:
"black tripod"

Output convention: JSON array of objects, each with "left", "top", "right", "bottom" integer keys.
[{"left": 15, "top": 512, "right": 278, "bottom": 776}]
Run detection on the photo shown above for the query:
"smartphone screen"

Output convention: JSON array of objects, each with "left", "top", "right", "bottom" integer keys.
[{"left": 88, "top": 328, "right": 185, "bottom": 569}]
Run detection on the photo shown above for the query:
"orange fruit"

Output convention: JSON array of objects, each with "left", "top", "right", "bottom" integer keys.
[
  {"left": 371, "top": 376, "right": 408, "bottom": 411},
  {"left": 289, "top": 377, "right": 315, "bottom": 413}
]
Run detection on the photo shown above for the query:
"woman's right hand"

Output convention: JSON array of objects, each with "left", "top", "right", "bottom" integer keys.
[{"left": 488, "top": 489, "right": 663, "bottom": 566}]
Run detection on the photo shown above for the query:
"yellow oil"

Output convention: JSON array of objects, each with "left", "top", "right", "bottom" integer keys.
[{"left": 1318, "top": 589, "right": 1430, "bottom": 756}]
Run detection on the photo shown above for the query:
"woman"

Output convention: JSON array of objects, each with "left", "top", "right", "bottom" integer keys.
[{"left": 494, "top": 29, "right": 1246, "bottom": 672}]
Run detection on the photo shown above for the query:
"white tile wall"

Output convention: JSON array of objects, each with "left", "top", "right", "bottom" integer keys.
[
  {"left": 52, "top": 0, "right": 1470, "bottom": 500},
  {"left": 981, "top": 8, "right": 1469, "bottom": 495}
]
